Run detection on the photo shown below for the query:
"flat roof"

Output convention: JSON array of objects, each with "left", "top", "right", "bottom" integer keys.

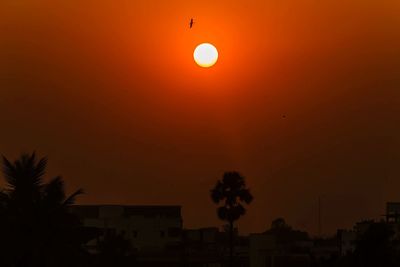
[{"left": 70, "top": 205, "right": 182, "bottom": 219}]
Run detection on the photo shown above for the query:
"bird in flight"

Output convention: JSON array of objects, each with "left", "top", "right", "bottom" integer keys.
[{"left": 189, "top": 18, "right": 194, "bottom": 29}]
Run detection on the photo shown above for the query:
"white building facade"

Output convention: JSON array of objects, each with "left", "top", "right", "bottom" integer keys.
[{"left": 70, "top": 205, "right": 183, "bottom": 251}]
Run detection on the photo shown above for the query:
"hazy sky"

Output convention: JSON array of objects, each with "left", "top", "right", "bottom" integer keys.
[{"left": 1, "top": 0, "right": 400, "bottom": 235}]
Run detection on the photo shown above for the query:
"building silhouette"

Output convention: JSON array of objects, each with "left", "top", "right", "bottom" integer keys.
[
  {"left": 68, "top": 202, "right": 400, "bottom": 267},
  {"left": 70, "top": 205, "right": 182, "bottom": 252},
  {"left": 386, "top": 202, "right": 400, "bottom": 223}
]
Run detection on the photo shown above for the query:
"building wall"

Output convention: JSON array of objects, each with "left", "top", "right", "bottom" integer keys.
[
  {"left": 71, "top": 205, "right": 182, "bottom": 251},
  {"left": 386, "top": 202, "right": 400, "bottom": 223},
  {"left": 249, "top": 234, "right": 276, "bottom": 267},
  {"left": 337, "top": 229, "right": 356, "bottom": 256}
]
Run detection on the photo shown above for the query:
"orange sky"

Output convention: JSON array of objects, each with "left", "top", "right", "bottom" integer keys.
[{"left": 1, "top": 0, "right": 400, "bottom": 235}]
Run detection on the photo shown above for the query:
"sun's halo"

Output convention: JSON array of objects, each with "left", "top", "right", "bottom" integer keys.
[{"left": 193, "top": 43, "right": 218, "bottom": 68}]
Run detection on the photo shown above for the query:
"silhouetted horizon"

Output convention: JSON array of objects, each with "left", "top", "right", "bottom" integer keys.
[
  {"left": 1, "top": 152, "right": 400, "bottom": 266},
  {"left": 1, "top": 0, "right": 399, "bottom": 241}
]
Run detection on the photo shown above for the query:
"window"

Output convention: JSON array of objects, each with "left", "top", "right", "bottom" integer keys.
[
  {"left": 168, "top": 227, "right": 181, "bottom": 237},
  {"left": 105, "top": 228, "right": 116, "bottom": 236}
]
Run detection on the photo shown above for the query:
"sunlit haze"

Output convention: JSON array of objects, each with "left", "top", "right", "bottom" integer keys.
[{"left": 1, "top": 0, "right": 400, "bottom": 235}]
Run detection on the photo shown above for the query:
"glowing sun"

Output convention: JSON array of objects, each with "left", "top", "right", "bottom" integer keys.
[{"left": 193, "top": 43, "right": 218, "bottom": 68}]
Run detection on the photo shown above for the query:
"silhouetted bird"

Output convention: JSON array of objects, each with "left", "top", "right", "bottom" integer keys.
[{"left": 189, "top": 18, "right": 194, "bottom": 28}]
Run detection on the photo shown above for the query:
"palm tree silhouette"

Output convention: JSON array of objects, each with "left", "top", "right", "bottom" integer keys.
[
  {"left": 210, "top": 171, "right": 253, "bottom": 267},
  {"left": 0, "top": 152, "right": 88, "bottom": 267}
]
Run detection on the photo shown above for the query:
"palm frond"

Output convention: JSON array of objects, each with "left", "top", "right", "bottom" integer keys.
[
  {"left": 211, "top": 171, "right": 253, "bottom": 223},
  {"left": 217, "top": 206, "right": 228, "bottom": 221},
  {"left": 2, "top": 155, "right": 17, "bottom": 189},
  {"left": 239, "top": 189, "right": 253, "bottom": 204},
  {"left": 2, "top": 153, "right": 47, "bottom": 192},
  {"left": 43, "top": 176, "right": 66, "bottom": 205},
  {"left": 210, "top": 181, "right": 224, "bottom": 203},
  {"left": 63, "top": 188, "right": 84, "bottom": 207},
  {"left": 33, "top": 155, "right": 47, "bottom": 181}
]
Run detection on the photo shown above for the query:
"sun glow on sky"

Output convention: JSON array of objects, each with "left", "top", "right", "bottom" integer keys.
[{"left": 1, "top": 0, "right": 400, "bottom": 235}]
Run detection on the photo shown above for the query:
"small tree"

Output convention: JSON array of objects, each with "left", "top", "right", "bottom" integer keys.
[
  {"left": 353, "top": 222, "right": 398, "bottom": 267},
  {"left": 210, "top": 172, "right": 253, "bottom": 266}
]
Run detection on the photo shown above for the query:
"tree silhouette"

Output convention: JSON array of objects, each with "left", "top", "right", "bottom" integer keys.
[
  {"left": 210, "top": 171, "right": 253, "bottom": 267},
  {"left": 0, "top": 152, "right": 90, "bottom": 267},
  {"left": 270, "top": 218, "right": 290, "bottom": 230},
  {"left": 352, "top": 222, "right": 398, "bottom": 267}
]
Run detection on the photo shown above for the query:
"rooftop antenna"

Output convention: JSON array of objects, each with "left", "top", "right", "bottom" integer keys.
[{"left": 318, "top": 196, "right": 322, "bottom": 237}]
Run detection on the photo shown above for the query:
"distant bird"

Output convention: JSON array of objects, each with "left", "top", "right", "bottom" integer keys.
[{"left": 189, "top": 18, "right": 194, "bottom": 29}]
